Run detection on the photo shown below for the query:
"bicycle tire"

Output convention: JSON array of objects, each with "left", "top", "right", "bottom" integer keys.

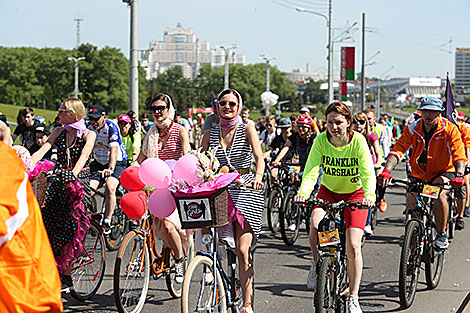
[
  {"left": 279, "top": 190, "right": 301, "bottom": 246},
  {"left": 370, "top": 207, "right": 378, "bottom": 231},
  {"left": 425, "top": 226, "right": 445, "bottom": 289},
  {"left": 105, "top": 200, "right": 129, "bottom": 251},
  {"left": 181, "top": 255, "right": 227, "bottom": 313},
  {"left": 304, "top": 205, "right": 311, "bottom": 235},
  {"left": 114, "top": 230, "right": 151, "bottom": 313},
  {"left": 314, "top": 257, "right": 334, "bottom": 313},
  {"left": 267, "top": 187, "right": 282, "bottom": 233},
  {"left": 166, "top": 241, "right": 194, "bottom": 298},
  {"left": 398, "top": 219, "right": 421, "bottom": 309},
  {"left": 335, "top": 259, "right": 349, "bottom": 313},
  {"left": 70, "top": 220, "right": 106, "bottom": 301},
  {"left": 447, "top": 196, "right": 455, "bottom": 240}
]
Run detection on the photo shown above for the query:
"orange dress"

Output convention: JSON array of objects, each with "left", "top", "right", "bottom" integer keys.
[{"left": 0, "top": 141, "right": 63, "bottom": 312}]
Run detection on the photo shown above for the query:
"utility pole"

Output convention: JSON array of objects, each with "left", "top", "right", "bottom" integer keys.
[
  {"left": 360, "top": 12, "right": 366, "bottom": 112},
  {"left": 74, "top": 16, "right": 83, "bottom": 49},
  {"left": 194, "top": 38, "right": 200, "bottom": 80},
  {"left": 68, "top": 56, "right": 85, "bottom": 98},
  {"left": 260, "top": 55, "right": 276, "bottom": 91},
  {"left": 220, "top": 45, "right": 237, "bottom": 89},
  {"left": 376, "top": 66, "right": 394, "bottom": 116},
  {"left": 123, "top": 0, "right": 139, "bottom": 114}
]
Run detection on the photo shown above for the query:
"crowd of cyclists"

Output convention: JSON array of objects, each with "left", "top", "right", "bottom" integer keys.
[{"left": 2, "top": 92, "right": 470, "bottom": 313}]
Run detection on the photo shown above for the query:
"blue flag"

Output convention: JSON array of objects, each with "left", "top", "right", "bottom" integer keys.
[{"left": 445, "top": 72, "right": 459, "bottom": 129}]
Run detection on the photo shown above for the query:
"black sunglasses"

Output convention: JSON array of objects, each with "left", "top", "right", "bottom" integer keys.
[
  {"left": 89, "top": 116, "right": 100, "bottom": 122},
  {"left": 218, "top": 100, "right": 238, "bottom": 107},
  {"left": 352, "top": 119, "right": 366, "bottom": 125},
  {"left": 149, "top": 105, "right": 167, "bottom": 113}
]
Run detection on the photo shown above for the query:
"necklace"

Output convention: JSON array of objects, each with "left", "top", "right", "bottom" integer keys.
[{"left": 158, "top": 120, "right": 174, "bottom": 137}]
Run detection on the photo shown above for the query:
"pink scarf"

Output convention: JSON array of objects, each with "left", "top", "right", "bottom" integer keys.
[
  {"left": 64, "top": 118, "right": 86, "bottom": 137},
  {"left": 216, "top": 89, "right": 243, "bottom": 129}
]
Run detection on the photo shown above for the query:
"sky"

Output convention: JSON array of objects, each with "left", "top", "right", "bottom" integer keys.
[{"left": 2, "top": 0, "right": 470, "bottom": 80}]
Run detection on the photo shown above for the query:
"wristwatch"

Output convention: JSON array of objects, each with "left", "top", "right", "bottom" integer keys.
[{"left": 108, "top": 167, "right": 114, "bottom": 172}]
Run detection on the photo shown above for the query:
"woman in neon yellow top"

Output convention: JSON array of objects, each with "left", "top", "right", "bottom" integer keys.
[
  {"left": 294, "top": 101, "right": 376, "bottom": 313},
  {"left": 118, "top": 114, "right": 141, "bottom": 165}
]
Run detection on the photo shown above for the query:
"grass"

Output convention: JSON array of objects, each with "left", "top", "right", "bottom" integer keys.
[{"left": 0, "top": 103, "right": 58, "bottom": 125}]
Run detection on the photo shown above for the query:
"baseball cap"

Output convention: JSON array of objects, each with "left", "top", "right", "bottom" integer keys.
[
  {"left": 88, "top": 105, "right": 107, "bottom": 119},
  {"left": 118, "top": 114, "right": 132, "bottom": 124},
  {"left": 278, "top": 117, "right": 292, "bottom": 128},
  {"left": 34, "top": 124, "right": 50, "bottom": 135},
  {"left": 458, "top": 111, "right": 465, "bottom": 121},
  {"left": 300, "top": 107, "right": 310, "bottom": 113},
  {"left": 418, "top": 96, "right": 444, "bottom": 111}
]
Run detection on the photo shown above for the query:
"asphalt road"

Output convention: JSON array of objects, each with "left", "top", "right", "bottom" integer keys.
[{"left": 63, "top": 163, "right": 470, "bottom": 312}]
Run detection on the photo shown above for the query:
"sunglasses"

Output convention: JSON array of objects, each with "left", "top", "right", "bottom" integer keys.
[
  {"left": 150, "top": 105, "right": 167, "bottom": 113},
  {"left": 218, "top": 100, "right": 238, "bottom": 107},
  {"left": 118, "top": 121, "right": 129, "bottom": 126},
  {"left": 352, "top": 119, "right": 366, "bottom": 125},
  {"left": 266, "top": 124, "right": 273, "bottom": 128},
  {"left": 89, "top": 117, "right": 101, "bottom": 122}
]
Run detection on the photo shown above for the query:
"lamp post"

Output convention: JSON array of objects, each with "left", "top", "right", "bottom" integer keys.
[
  {"left": 297, "top": 0, "right": 333, "bottom": 105},
  {"left": 260, "top": 54, "right": 276, "bottom": 92},
  {"left": 219, "top": 45, "right": 237, "bottom": 89},
  {"left": 67, "top": 56, "right": 85, "bottom": 98},
  {"left": 122, "top": 0, "right": 139, "bottom": 115}
]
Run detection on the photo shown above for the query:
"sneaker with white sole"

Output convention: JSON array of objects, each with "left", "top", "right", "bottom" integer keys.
[
  {"left": 288, "top": 223, "right": 297, "bottom": 232},
  {"left": 307, "top": 261, "right": 316, "bottom": 290},
  {"left": 434, "top": 232, "right": 449, "bottom": 250},
  {"left": 348, "top": 297, "right": 363, "bottom": 313},
  {"left": 174, "top": 260, "right": 184, "bottom": 284},
  {"left": 219, "top": 224, "right": 236, "bottom": 249},
  {"left": 364, "top": 225, "right": 373, "bottom": 236}
]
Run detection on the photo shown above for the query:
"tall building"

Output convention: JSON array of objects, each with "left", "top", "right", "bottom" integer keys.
[
  {"left": 140, "top": 23, "right": 246, "bottom": 80},
  {"left": 455, "top": 48, "right": 470, "bottom": 102}
]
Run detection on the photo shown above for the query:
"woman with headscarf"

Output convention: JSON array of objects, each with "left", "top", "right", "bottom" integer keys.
[
  {"left": 200, "top": 89, "right": 264, "bottom": 313},
  {"left": 136, "top": 93, "right": 191, "bottom": 283}
]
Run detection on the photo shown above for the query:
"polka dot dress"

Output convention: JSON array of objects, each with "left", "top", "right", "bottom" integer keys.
[{"left": 41, "top": 131, "right": 93, "bottom": 254}]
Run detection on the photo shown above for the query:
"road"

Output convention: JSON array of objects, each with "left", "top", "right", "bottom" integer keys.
[{"left": 63, "top": 163, "right": 470, "bottom": 312}]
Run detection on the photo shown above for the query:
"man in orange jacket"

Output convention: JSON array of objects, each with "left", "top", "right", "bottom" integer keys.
[
  {"left": 378, "top": 96, "right": 467, "bottom": 249},
  {"left": 455, "top": 111, "right": 470, "bottom": 230},
  {"left": 0, "top": 141, "right": 63, "bottom": 312}
]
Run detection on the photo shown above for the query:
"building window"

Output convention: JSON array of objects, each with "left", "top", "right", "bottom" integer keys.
[{"left": 176, "top": 52, "right": 183, "bottom": 62}]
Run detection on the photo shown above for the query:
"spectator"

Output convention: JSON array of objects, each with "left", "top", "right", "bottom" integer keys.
[
  {"left": 13, "top": 107, "right": 39, "bottom": 153},
  {"left": 140, "top": 112, "right": 153, "bottom": 135}
]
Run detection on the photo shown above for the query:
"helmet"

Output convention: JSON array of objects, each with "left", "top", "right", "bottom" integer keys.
[
  {"left": 296, "top": 113, "right": 312, "bottom": 127},
  {"left": 35, "top": 116, "right": 45, "bottom": 124}
]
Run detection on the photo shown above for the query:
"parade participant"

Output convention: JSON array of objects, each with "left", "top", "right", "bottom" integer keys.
[
  {"left": 13, "top": 107, "right": 40, "bottom": 153},
  {"left": 140, "top": 112, "right": 153, "bottom": 135},
  {"left": 259, "top": 114, "right": 278, "bottom": 149},
  {"left": 294, "top": 101, "right": 376, "bottom": 313},
  {"left": 137, "top": 93, "right": 191, "bottom": 284},
  {"left": 118, "top": 114, "right": 141, "bottom": 165},
  {"left": 454, "top": 111, "right": 470, "bottom": 230},
  {"left": 32, "top": 98, "right": 96, "bottom": 290},
  {"left": 201, "top": 89, "right": 264, "bottom": 313},
  {"left": 365, "top": 108, "right": 389, "bottom": 159},
  {"left": 378, "top": 97, "right": 466, "bottom": 249}
]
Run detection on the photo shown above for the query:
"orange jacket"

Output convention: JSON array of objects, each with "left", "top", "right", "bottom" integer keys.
[
  {"left": 0, "top": 142, "right": 63, "bottom": 312},
  {"left": 389, "top": 117, "right": 467, "bottom": 181},
  {"left": 459, "top": 121, "right": 470, "bottom": 149}
]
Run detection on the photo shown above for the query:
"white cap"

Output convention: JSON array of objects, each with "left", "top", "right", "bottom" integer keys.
[{"left": 300, "top": 107, "right": 310, "bottom": 113}]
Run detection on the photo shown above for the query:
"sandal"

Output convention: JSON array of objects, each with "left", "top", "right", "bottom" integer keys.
[{"left": 240, "top": 304, "right": 253, "bottom": 313}]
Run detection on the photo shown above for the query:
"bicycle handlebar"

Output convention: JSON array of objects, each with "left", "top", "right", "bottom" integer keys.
[
  {"left": 300, "top": 198, "right": 367, "bottom": 213},
  {"left": 391, "top": 178, "right": 452, "bottom": 190}
]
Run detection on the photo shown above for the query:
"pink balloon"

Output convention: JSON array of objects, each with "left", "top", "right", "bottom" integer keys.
[
  {"left": 139, "top": 158, "right": 172, "bottom": 188},
  {"left": 173, "top": 154, "right": 199, "bottom": 185},
  {"left": 148, "top": 187, "right": 176, "bottom": 218},
  {"left": 165, "top": 159, "right": 177, "bottom": 172}
]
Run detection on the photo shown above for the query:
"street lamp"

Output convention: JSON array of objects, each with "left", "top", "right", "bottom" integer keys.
[
  {"left": 122, "top": 0, "right": 139, "bottom": 115},
  {"left": 67, "top": 56, "right": 85, "bottom": 98},
  {"left": 260, "top": 54, "right": 276, "bottom": 92},
  {"left": 219, "top": 45, "right": 237, "bottom": 89},
  {"left": 297, "top": 1, "right": 333, "bottom": 105}
]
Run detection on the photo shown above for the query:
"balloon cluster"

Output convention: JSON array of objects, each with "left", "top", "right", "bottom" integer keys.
[{"left": 119, "top": 155, "right": 200, "bottom": 220}]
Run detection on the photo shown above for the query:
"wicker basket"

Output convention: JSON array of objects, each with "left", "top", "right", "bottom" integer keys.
[
  {"left": 173, "top": 187, "right": 229, "bottom": 229},
  {"left": 30, "top": 171, "right": 48, "bottom": 207}
]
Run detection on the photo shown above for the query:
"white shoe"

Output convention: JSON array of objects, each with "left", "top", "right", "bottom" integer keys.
[
  {"left": 288, "top": 223, "right": 297, "bottom": 231},
  {"left": 348, "top": 297, "right": 363, "bottom": 313},
  {"left": 174, "top": 261, "right": 184, "bottom": 284},
  {"left": 307, "top": 261, "right": 316, "bottom": 290},
  {"left": 219, "top": 224, "right": 236, "bottom": 249},
  {"left": 364, "top": 225, "right": 373, "bottom": 236}
]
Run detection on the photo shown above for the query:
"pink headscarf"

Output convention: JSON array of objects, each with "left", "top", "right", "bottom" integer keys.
[{"left": 216, "top": 89, "right": 243, "bottom": 129}]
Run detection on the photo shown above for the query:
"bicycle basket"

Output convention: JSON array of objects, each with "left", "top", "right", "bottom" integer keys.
[
  {"left": 173, "top": 187, "right": 229, "bottom": 229},
  {"left": 30, "top": 171, "right": 48, "bottom": 207}
]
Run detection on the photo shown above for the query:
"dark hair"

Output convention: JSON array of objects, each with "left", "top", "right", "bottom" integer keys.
[
  {"left": 140, "top": 112, "right": 150, "bottom": 120},
  {"left": 149, "top": 94, "right": 171, "bottom": 108},
  {"left": 127, "top": 110, "right": 137, "bottom": 119},
  {"left": 16, "top": 107, "right": 34, "bottom": 125},
  {"left": 217, "top": 89, "right": 241, "bottom": 104},
  {"left": 325, "top": 101, "right": 354, "bottom": 136},
  {"left": 0, "top": 114, "right": 7, "bottom": 124}
]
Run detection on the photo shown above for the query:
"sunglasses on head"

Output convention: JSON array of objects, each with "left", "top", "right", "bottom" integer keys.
[
  {"left": 353, "top": 119, "right": 366, "bottom": 125},
  {"left": 218, "top": 100, "right": 237, "bottom": 107},
  {"left": 149, "top": 105, "right": 167, "bottom": 113}
]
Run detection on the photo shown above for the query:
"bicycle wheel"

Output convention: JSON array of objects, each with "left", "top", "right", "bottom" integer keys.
[
  {"left": 304, "top": 205, "right": 311, "bottom": 235},
  {"left": 114, "top": 230, "right": 151, "bottom": 313},
  {"left": 166, "top": 241, "right": 194, "bottom": 298},
  {"left": 370, "top": 207, "right": 378, "bottom": 231},
  {"left": 425, "top": 227, "right": 445, "bottom": 289},
  {"left": 314, "top": 257, "right": 334, "bottom": 313},
  {"left": 267, "top": 187, "right": 282, "bottom": 233},
  {"left": 70, "top": 220, "right": 106, "bottom": 301},
  {"left": 399, "top": 219, "right": 421, "bottom": 309},
  {"left": 447, "top": 196, "right": 455, "bottom": 240},
  {"left": 335, "top": 259, "right": 349, "bottom": 313},
  {"left": 181, "top": 255, "right": 227, "bottom": 313},
  {"left": 279, "top": 190, "right": 301, "bottom": 246},
  {"left": 106, "top": 201, "right": 129, "bottom": 251}
]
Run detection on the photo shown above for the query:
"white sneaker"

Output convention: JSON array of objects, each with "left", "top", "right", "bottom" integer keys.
[
  {"left": 348, "top": 297, "right": 363, "bottom": 313},
  {"left": 288, "top": 223, "right": 297, "bottom": 231},
  {"left": 174, "top": 261, "right": 184, "bottom": 284},
  {"left": 364, "top": 225, "right": 373, "bottom": 236},
  {"left": 307, "top": 261, "right": 316, "bottom": 290}
]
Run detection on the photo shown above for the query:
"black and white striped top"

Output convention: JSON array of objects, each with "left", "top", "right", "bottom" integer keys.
[{"left": 210, "top": 124, "right": 264, "bottom": 237}]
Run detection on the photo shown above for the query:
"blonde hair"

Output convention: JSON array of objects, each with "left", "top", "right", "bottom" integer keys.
[
  {"left": 352, "top": 112, "right": 370, "bottom": 137},
  {"left": 62, "top": 98, "right": 86, "bottom": 120}
]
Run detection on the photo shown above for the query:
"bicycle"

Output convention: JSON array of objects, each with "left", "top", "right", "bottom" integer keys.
[
  {"left": 180, "top": 183, "right": 255, "bottom": 313},
  {"left": 392, "top": 178, "right": 449, "bottom": 309},
  {"left": 113, "top": 191, "right": 193, "bottom": 313},
  {"left": 302, "top": 198, "right": 367, "bottom": 313},
  {"left": 266, "top": 162, "right": 294, "bottom": 234}
]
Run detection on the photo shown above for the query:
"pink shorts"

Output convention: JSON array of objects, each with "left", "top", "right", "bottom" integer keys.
[{"left": 314, "top": 185, "right": 367, "bottom": 230}]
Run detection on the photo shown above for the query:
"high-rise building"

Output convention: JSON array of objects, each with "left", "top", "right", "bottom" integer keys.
[
  {"left": 140, "top": 23, "right": 246, "bottom": 80},
  {"left": 455, "top": 48, "right": 470, "bottom": 102}
]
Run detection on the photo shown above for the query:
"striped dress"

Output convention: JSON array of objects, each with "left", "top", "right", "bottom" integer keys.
[
  {"left": 158, "top": 123, "right": 184, "bottom": 160},
  {"left": 209, "top": 124, "right": 264, "bottom": 237}
]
